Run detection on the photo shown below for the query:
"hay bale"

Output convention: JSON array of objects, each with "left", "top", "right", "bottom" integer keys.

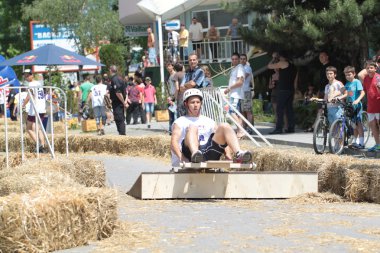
[
  {"left": 0, "top": 170, "right": 79, "bottom": 196},
  {"left": 287, "top": 192, "right": 344, "bottom": 204},
  {"left": 250, "top": 147, "right": 328, "bottom": 172},
  {"left": 0, "top": 152, "right": 38, "bottom": 169},
  {"left": 0, "top": 187, "right": 117, "bottom": 252},
  {"left": 0, "top": 156, "right": 106, "bottom": 188}
]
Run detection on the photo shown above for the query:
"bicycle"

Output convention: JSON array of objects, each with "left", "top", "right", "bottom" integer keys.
[
  {"left": 361, "top": 111, "right": 372, "bottom": 146},
  {"left": 311, "top": 99, "right": 329, "bottom": 154},
  {"left": 328, "top": 100, "right": 356, "bottom": 155}
]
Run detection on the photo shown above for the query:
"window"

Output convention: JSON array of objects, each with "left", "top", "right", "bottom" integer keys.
[{"left": 192, "top": 9, "right": 248, "bottom": 35}]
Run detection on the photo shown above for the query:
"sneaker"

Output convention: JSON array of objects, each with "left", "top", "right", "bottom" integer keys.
[
  {"left": 351, "top": 143, "right": 365, "bottom": 149},
  {"left": 368, "top": 144, "right": 380, "bottom": 152},
  {"left": 233, "top": 150, "right": 253, "bottom": 164},
  {"left": 191, "top": 150, "right": 204, "bottom": 163},
  {"left": 147, "top": 124, "right": 151, "bottom": 129},
  {"left": 100, "top": 129, "right": 105, "bottom": 135},
  {"left": 97, "top": 129, "right": 102, "bottom": 136},
  {"left": 38, "top": 146, "right": 46, "bottom": 153}
]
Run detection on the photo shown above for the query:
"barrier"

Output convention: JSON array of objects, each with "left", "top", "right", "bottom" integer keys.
[{"left": 2, "top": 86, "right": 69, "bottom": 168}]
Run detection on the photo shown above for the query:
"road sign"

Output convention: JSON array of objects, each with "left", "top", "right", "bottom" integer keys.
[{"left": 165, "top": 20, "right": 180, "bottom": 31}]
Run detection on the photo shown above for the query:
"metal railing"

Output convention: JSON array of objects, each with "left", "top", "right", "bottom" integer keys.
[
  {"left": 2, "top": 86, "right": 69, "bottom": 169},
  {"left": 201, "top": 87, "right": 272, "bottom": 147},
  {"left": 165, "top": 38, "right": 251, "bottom": 63}
]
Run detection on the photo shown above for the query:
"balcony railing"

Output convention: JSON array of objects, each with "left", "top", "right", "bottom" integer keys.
[{"left": 165, "top": 38, "right": 251, "bottom": 63}]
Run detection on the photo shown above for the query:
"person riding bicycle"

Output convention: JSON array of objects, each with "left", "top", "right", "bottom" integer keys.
[
  {"left": 337, "top": 66, "right": 366, "bottom": 149},
  {"left": 170, "top": 88, "right": 252, "bottom": 167}
]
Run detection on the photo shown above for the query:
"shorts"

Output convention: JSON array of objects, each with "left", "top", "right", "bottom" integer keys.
[
  {"left": 352, "top": 105, "right": 363, "bottom": 124},
  {"left": 145, "top": 103, "right": 154, "bottom": 113},
  {"left": 242, "top": 91, "right": 253, "bottom": 112},
  {"left": 229, "top": 97, "right": 242, "bottom": 114},
  {"left": 27, "top": 113, "right": 45, "bottom": 123},
  {"left": 192, "top": 41, "right": 202, "bottom": 51},
  {"left": 327, "top": 107, "right": 343, "bottom": 125},
  {"left": 181, "top": 133, "right": 227, "bottom": 161},
  {"left": 368, "top": 113, "right": 380, "bottom": 122},
  {"left": 93, "top": 106, "right": 106, "bottom": 119}
]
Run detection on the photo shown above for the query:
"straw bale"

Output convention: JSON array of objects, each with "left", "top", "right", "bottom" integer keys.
[
  {"left": 0, "top": 187, "right": 117, "bottom": 252},
  {"left": 251, "top": 147, "right": 328, "bottom": 172},
  {"left": 0, "top": 152, "right": 38, "bottom": 169},
  {"left": 0, "top": 170, "right": 79, "bottom": 196},
  {"left": 0, "top": 156, "right": 106, "bottom": 188}
]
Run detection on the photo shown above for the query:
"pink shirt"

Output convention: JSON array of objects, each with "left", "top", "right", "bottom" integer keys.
[{"left": 144, "top": 84, "right": 156, "bottom": 103}]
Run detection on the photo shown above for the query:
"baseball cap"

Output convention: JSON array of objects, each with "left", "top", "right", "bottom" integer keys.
[
  {"left": 145, "top": 77, "right": 151, "bottom": 81},
  {"left": 23, "top": 69, "right": 32, "bottom": 74}
]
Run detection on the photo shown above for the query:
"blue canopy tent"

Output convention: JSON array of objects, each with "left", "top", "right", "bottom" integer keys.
[{"left": 0, "top": 44, "right": 103, "bottom": 67}]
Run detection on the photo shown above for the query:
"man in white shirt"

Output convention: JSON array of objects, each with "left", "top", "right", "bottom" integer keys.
[
  {"left": 224, "top": 52, "right": 245, "bottom": 138},
  {"left": 168, "top": 29, "right": 180, "bottom": 62},
  {"left": 240, "top": 54, "right": 254, "bottom": 133},
  {"left": 22, "top": 69, "right": 47, "bottom": 153},
  {"left": 171, "top": 88, "right": 252, "bottom": 166},
  {"left": 87, "top": 75, "right": 108, "bottom": 135},
  {"left": 189, "top": 17, "right": 204, "bottom": 58}
]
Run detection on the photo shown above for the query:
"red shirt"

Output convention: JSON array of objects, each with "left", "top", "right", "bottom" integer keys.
[
  {"left": 144, "top": 84, "right": 156, "bottom": 103},
  {"left": 363, "top": 73, "right": 380, "bottom": 113}
]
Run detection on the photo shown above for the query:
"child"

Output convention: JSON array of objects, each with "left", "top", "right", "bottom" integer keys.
[
  {"left": 324, "top": 66, "right": 345, "bottom": 125},
  {"left": 359, "top": 60, "right": 380, "bottom": 152},
  {"left": 201, "top": 65, "right": 213, "bottom": 87},
  {"left": 339, "top": 66, "right": 366, "bottom": 149}
]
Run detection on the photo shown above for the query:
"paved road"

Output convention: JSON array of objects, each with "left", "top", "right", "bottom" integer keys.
[{"left": 56, "top": 155, "right": 380, "bottom": 253}]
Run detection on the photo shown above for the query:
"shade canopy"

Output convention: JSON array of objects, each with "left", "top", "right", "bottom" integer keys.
[
  {"left": 0, "top": 44, "right": 103, "bottom": 67},
  {"left": 137, "top": 0, "right": 207, "bottom": 21}
]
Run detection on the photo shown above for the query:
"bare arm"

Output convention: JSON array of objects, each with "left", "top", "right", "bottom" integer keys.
[
  {"left": 353, "top": 90, "right": 365, "bottom": 105},
  {"left": 171, "top": 123, "right": 183, "bottom": 160},
  {"left": 267, "top": 60, "right": 289, "bottom": 70},
  {"left": 357, "top": 69, "right": 367, "bottom": 83}
]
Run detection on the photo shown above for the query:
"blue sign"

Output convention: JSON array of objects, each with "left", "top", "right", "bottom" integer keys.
[{"left": 165, "top": 20, "right": 180, "bottom": 31}]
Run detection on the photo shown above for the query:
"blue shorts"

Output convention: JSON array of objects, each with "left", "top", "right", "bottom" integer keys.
[
  {"left": 327, "top": 106, "right": 343, "bottom": 125},
  {"left": 229, "top": 97, "right": 242, "bottom": 114},
  {"left": 352, "top": 104, "right": 363, "bottom": 124},
  {"left": 145, "top": 103, "right": 154, "bottom": 113}
]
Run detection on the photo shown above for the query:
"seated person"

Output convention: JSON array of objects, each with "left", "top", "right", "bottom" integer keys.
[{"left": 170, "top": 88, "right": 252, "bottom": 166}]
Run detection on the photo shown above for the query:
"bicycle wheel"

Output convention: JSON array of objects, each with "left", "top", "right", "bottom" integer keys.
[
  {"left": 361, "top": 111, "right": 371, "bottom": 146},
  {"left": 329, "top": 119, "right": 346, "bottom": 155},
  {"left": 313, "top": 117, "right": 327, "bottom": 154}
]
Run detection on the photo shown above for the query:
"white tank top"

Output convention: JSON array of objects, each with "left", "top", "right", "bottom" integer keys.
[
  {"left": 27, "top": 80, "right": 46, "bottom": 115},
  {"left": 171, "top": 115, "right": 215, "bottom": 166},
  {"left": 91, "top": 84, "right": 108, "bottom": 107}
]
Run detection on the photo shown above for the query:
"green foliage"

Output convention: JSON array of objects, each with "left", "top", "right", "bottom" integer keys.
[
  {"left": 294, "top": 103, "right": 318, "bottom": 129},
  {"left": 22, "top": 0, "right": 124, "bottom": 53},
  {"left": 0, "top": 0, "right": 33, "bottom": 58},
  {"left": 227, "top": 0, "right": 380, "bottom": 67},
  {"left": 98, "top": 44, "right": 126, "bottom": 74}
]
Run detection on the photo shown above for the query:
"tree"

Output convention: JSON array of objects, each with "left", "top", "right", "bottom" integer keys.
[
  {"left": 226, "top": 0, "right": 380, "bottom": 68},
  {"left": 0, "top": 0, "right": 34, "bottom": 58},
  {"left": 22, "top": 0, "right": 124, "bottom": 55}
]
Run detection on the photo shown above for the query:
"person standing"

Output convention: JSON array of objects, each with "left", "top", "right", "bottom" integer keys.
[
  {"left": 189, "top": 17, "right": 204, "bottom": 59},
  {"left": 79, "top": 76, "right": 94, "bottom": 110},
  {"left": 206, "top": 25, "right": 220, "bottom": 62},
  {"left": 168, "top": 29, "right": 180, "bottom": 62},
  {"left": 109, "top": 65, "right": 127, "bottom": 135},
  {"left": 126, "top": 77, "right": 143, "bottom": 125},
  {"left": 267, "top": 51, "right": 297, "bottom": 134},
  {"left": 147, "top": 27, "right": 157, "bottom": 66},
  {"left": 359, "top": 60, "right": 380, "bottom": 152},
  {"left": 143, "top": 77, "right": 157, "bottom": 129},
  {"left": 226, "top": 18, "right": 242, "bottom": 54},
  {"left": 87, "top": 75, "right": 108, "bottom": 135},
  {"left": 179, "top": 24, "right": 189, "bottom": 64},
  {"left": 224, "top": 52, "right": 245, "bottom": 138},
  {"left": 21, "top": 69, "right": 47, "bottom": 153},
  {"left": 240, "top": 54, "right": 254, "bottom": 132},
  {"left": 7, "top": 88, "right": 17, "bottom": 121}
]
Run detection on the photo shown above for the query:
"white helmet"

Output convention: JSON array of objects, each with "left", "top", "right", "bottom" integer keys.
[{"left": 183, "top": 88, "right": 203, "bottom": 102}]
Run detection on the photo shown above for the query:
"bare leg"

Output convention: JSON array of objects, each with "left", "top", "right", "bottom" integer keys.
[
  {"left": 27, "top": 121, "right": 45, "bottom": 147},
  {"left": 231, "top": 113, "right": 244, "bottom": 137},
  {"left": 146, "top": 112, "right": 151, "bottom": 124},
  {"left": 184, "top": 125, "right": 200, "bottom": 154},
  {"left": 212, "top": 123, "right": 241, "bottom": 154},
  {"left": 370, "top": 119, "right": 380, "bottom": 144}
]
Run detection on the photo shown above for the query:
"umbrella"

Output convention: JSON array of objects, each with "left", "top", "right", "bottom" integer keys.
[{"left": 0, "top": 44, "right": 103, "bottom": 67}]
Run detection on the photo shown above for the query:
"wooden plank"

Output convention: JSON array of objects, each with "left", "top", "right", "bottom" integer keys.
[
  {"left": 127, "top": 172, "right": 318, "bottom": 199},
  {"left": 180, "top": 161, "right": 256, "bottom": 170}
]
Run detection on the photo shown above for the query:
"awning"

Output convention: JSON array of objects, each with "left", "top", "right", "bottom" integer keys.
[{"left": 136, "top": 0, "right": 207, "bottom": 21}]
